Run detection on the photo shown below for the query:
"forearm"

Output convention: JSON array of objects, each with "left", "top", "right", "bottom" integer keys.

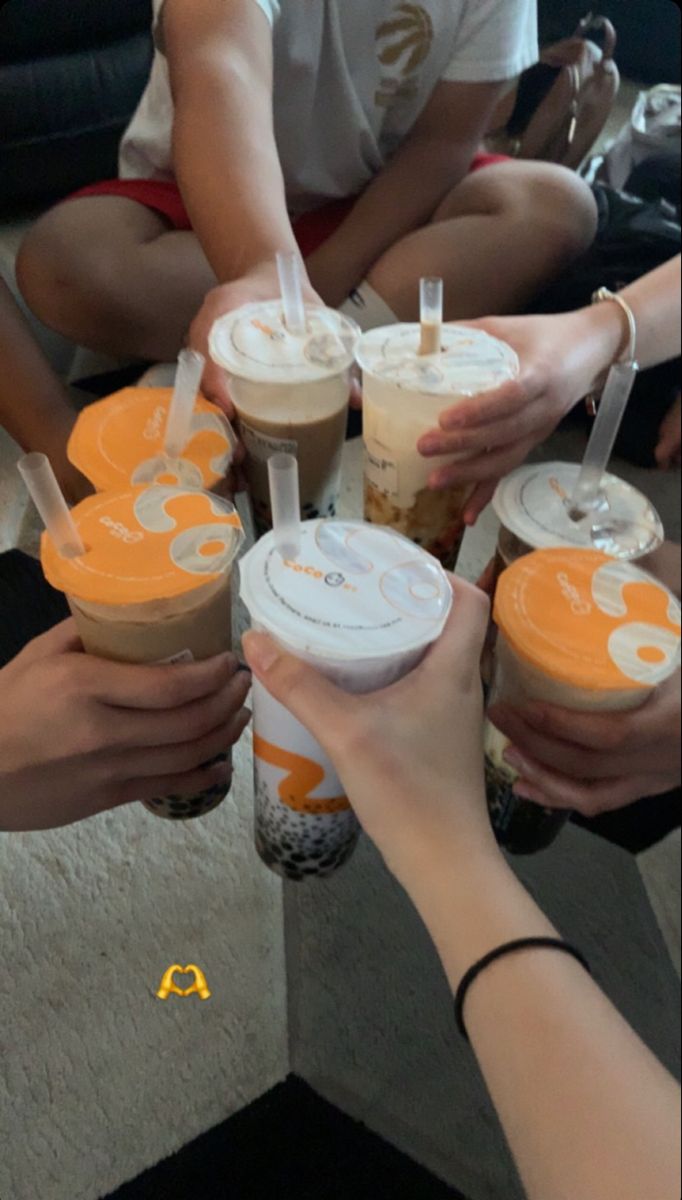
[
  {"left": 403, "top": 833, "right": 681, "bottom": 1200},
  {"left": 569, "top": 256, "right": 682, "bottom": 390},
  {"left": 0, "top": 283, "right": 76, "bottom": 449},
  {"left": 166, "top": 1, "right": 298, "bottom": 283}
]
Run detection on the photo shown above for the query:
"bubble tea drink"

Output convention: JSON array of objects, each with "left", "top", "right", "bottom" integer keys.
[
  {"left": 486, "top": 548, "right": 681, "bottom": 854},
  {"left": 240, "top": 520, "right": 453, "bottom": 880},
  {"left": 358, "top": 324, "right": 519, "bottom": 569},
  {"left": 209, "top": 302, "right": 359, "bottom": 534},
  {"left": 492, "top": 461, "right": 664, "bottom": 577},
  {"left": 41, "top": 485, "right": 244, "bottom": 820},
  {"left": 67, "top": 386, "right": 234, "bottom": 495}
]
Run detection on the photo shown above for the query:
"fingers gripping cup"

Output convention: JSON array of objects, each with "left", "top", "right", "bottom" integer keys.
[
  {"left": 486, "top": 548, "right": 681, "bottom": 854},
  {"left": 67, "top": 386, "right": 235, "bottom": 496},
  {"left": 357, "top": 325, "right": 519, "bottom": 569},
  {"left": 41, "top": 486, "right": 244, "bottom": 820},
  {"left": 492, "top": 462, "right": 664, "bottom": 578},
  {"left": 209, "top": 302, "right": 359, "bottom": 534},
  {"left": 240, "top": 520, "right": 453, "bottom": 880}
]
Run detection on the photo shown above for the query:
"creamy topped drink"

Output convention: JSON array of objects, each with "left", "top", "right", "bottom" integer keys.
[
  {"left": 240, "top": 519, "right": 452, "bottom": 880},
  {"left": 209, "top": 301, "right": 359, "bottom": 534},
  {"left": 68, "top": 386, "right": 235, "bottom": 495},
  {"left": 42, "top": 485, "right": 244, "bottom": 819},
  {"left": 486, "top": 548, "right": 681, "bottom": 854},
  {"left": 357, "top": 324, "right": 519, "bottom": 569},
  {"left": 492, "top": 461, "right": 664, "bottom": 577}
]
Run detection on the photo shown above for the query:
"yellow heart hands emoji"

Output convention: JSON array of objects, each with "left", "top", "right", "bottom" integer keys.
[{"left": 156, "top": 964, "right": 211, "bottom": 1000}]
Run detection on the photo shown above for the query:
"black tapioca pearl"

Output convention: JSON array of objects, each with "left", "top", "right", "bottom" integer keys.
[
  {"left": 147, "top": 798, "right": 164, "bottom": 808},
  {"left": 289, "top": 853, "right": 307, "bottom": 864}
]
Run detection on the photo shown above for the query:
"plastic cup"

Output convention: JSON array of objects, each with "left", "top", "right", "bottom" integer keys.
[
  {"left": 239, "top": 519, "right": 453, "bottom": 879},
  {"left": 67, "top": 386, "right": 235, "bottom": 495},
  {"left": 357, "top": 324, "right": 519, "bottom": 570},
  {"left": 492, "top": 462, "right": 665, "bottom": 581},
  {"left": 209, "top": 301, "right": 359, "bottom": 535},
  {"left": 486, "top": 548, "right": 681, "bottom": 854},
  {"left": 41, "top": 485, "right": 244, "bottom": 820}
]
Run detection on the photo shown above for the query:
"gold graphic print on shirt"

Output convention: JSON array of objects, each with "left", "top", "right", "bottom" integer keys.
[{"left": 375, "top": 3, "right": 434, "bottom": 108}]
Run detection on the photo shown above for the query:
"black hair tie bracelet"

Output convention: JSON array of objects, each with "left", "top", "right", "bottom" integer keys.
[{"left": 455, "top": 937, "right": 591, "bottom": 1041}]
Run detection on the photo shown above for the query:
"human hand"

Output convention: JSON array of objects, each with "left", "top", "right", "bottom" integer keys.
[
  {"left": 655, "top": 393, "right": 681, "bottom": 471},
  {"left": 189, "top": 259, "right": 321, "bottom": 414},
  {"left": 0, "top": 621, "right": 252, "bottom": 831},
  {"left": 243, "top": 579, "right": 496, "bottom": 888},
  {"left": 417, "top": 308, "right": 618, "bottom": 524},
  {"left": 489, "top": 670, "right": 682, "bottom": 817}
]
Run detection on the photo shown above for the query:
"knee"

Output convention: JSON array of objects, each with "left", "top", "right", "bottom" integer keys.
[
  {"left": 16, "top": 207, "right": 90, "bottom": 332},
  {"left": 518, "top": 164, "right": 598, "bottom": 259}
]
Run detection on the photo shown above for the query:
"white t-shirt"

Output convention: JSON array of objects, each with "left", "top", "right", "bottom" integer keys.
[{"left": 120, "top": 0, "right": 538, "bottom": 215}]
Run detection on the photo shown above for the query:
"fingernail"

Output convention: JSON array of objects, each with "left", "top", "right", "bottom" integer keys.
[
  {"left": 503, "top": 746, "right": 524, "bottom": 771},
  {"left": 242, "top": 630, "right": 280, "bottom": 673},
  {"left": 512, "top": 781, "right": 538, "bottom": 802}
]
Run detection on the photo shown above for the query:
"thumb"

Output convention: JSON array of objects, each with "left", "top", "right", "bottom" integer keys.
[
  {"left": 18, "top": 617, "right": 83, "bottom": 664},
  {"left": 418, "top": 578, "right": 489, "bottom": 691},
  {"left": 242, "top": 631, "right": 351, "bottom": 745},
  {"left": 201, "top": 360, "right": 236, "bottom": 418}
]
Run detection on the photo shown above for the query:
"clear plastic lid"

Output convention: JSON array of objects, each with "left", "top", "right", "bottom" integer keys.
[
  {"left": 493, "top": 462, "right": 664, "bottom": 561},
  {"left": 42, "top": 486, "right": 244, "bottom": 605},
  {"left": 209, "top": 301, "right": 360, "bottom": 384},
  {"left": 356, "top": 324, "right": 519, "bottom": 396},
  {"left": 239, "top": 520, "right": 453, "bottom": 661}
]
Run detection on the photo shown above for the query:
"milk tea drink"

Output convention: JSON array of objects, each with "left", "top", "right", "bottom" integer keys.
[
  {"left": 492, "top": 462, "right": 664, "bottom": 576},
  {"left": 357, "top": 325, "right": 519, "bottom": 569},
  {"left": 209, "top": 302, "right": 359, "bottom": 535},
  {"left": 68, "top": 387, "right": 235, "bottom": 495},
  {"left": 41, "top": 485, "right": 244, "bottom": 819},
  {"left": 486, "top": 548, "right": 681, "bottom": 854},
  {"left": 239, "top": 520, "right": 453, "bottom": 880}
]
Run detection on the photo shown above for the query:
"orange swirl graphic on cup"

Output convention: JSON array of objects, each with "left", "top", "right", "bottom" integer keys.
[{"left": 253, "top": 735, "right": 350, "bottom": 814}]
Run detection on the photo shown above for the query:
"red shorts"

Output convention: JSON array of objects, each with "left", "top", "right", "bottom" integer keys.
[{"left": 71, "top": 152, "right": 509, "bottom": 258}]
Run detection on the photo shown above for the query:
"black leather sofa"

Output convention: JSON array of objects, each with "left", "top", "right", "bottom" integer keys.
[{"left": 0, "top": 0, "right": 152, "bottom": 216}]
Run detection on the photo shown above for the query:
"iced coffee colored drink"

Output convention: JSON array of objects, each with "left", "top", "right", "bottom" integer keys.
[
  {"left": 486, "top": 547, "right": 681, "bottom": 854},
  {"left": 357, "top": 324, "right": 519, "bottom": 569},
  {"left": 492, "top": 461, "right": 664, "bottom": 577},
  {"left": 240, "top": 520, "right": 452, "bottom": 880},
  {"left": 209, "top": 301, "right": 359, "bottom": 534},
  {"left": 41, "top": 485, "right": 244, "bottom": 820},
  {"left": 68, "top": 386, "right": 234, "bottom": 494}
]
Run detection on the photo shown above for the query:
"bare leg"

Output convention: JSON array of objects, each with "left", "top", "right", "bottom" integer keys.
[
  {"left": 16, "top": 197, "right": 216, "bottom": 361},
  {"left": 0, "top": 279, "right": 90, "bottom": 501},
  {"left": 367, "top": 161, "right": 598, "bottom": 320}
]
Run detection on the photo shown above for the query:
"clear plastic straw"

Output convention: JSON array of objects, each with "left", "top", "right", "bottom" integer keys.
[
  {"left": 17, "top": 453, "right": 85, "bottom": 557},
  {"left": 570, "top": 361, "right": 639, "bottom": 516},
  {"left": 419, "top": 276, "right": 443, "bottom": 356},
  {"left": 268, "top": 453, "right": 301, "bottom": 560},
  {"left": 164, "top": 348, "right": 204, "bottom": 457},
  {"left": 276, "top": 252, "right": 307, "bottom": 336}
]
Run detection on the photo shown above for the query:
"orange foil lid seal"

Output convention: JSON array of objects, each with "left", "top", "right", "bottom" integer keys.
[
  {"left": 42, "top": 486, "right": 244, "bottom": 605},
  {"left": 494, "top": 548, "right": 681, "bottom": 692},
  {"left": 67, "top": 387, "right": 234, "bottom": 492}
]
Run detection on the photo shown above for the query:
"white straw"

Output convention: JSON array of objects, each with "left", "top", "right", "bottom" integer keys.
[
  {"left": 276, "top": 252, "right": 307, "bottom": 336},
  {"left": 17, "top": 453, "right": 85, "bottom": 558},
  {"left": 419, "top": 276, "right": 443, "bottom": 356},
  {"left": 570, "top": 361, "right": 639, "bottom": 516},
  {"left": 268, "top": 453, "right": 301, "bottom": 560},
  {"left": 164, "top": 349, "right": 204, "bottom": 457}
]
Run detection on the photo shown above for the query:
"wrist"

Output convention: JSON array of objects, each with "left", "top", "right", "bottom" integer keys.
[{"left": 576, "top": 301, "right": 630, "bottom": 392}]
